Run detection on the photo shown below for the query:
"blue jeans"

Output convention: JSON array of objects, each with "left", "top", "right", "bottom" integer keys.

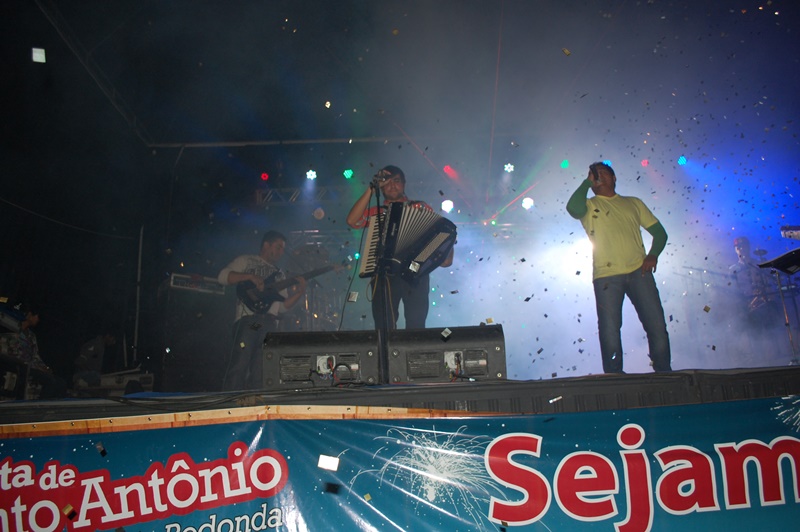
[
  {"left": 593, "top": 270, "right": 672, "bottom": 373},
  {"left": 222, "top": 314, "right": 279, "bottom": 391}
]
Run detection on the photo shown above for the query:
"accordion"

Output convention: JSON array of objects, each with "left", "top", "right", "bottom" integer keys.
[{"left": 358, "top": 201, "right": 457, "bottom": 281}]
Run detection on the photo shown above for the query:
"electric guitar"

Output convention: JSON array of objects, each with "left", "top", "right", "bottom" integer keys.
[{"left": 236, "top": 263, "right": 342, "bottom": 313}]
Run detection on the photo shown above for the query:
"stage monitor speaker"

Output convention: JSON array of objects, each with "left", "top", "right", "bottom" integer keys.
[
  {"left": 159, "top": 275, "right": 233, "bottom": 392},
  {"left": 387, "top": 324, "right": 507, "bottom": 383},
  {"left": 262, "top": 330, "right": 380, "bottom": 390}
]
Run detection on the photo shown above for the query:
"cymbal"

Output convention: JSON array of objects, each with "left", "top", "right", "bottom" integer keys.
[{"left": 753, "top": 248, "right": 768, "bottom": 257}]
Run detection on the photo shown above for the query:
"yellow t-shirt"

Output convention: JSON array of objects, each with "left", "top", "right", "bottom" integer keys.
[{"left": 580, "top": 194, "right": 659, "bottom": 280}]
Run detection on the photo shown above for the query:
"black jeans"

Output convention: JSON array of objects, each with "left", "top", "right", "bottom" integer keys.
[{"left": 371, "top": 274, "right": 430, "bottom": 330}]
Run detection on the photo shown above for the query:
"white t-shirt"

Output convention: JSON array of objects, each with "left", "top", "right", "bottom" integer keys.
[{"left": 217, "top": 254, "right": 290, "bottom": 321}]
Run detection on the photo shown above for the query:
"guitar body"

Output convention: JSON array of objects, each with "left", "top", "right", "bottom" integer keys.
[
  {"left": 236, "top": 271, "right": 285, "bottom": 314},
  {"left": 236, "top": 264, "right": 341, "bottom": 314}
]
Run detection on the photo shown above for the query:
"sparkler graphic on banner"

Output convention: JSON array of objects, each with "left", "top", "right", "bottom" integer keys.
[
  {"left": 349, "top": 425, "right": 507, "bottom": 529},
  {"left": 772, "top": 396, "right": 800, "bottom": 432}
]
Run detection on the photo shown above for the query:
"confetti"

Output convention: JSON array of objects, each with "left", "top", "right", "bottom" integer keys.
[
  {"left": 441, "top": 327, "right": 452, "bottom": 341},
  {"left": 549, "top": 395, "right": 563, "bottom": 403},
  {"left": 62, "top": 504, "right": 77, "bottom": 520},
  {"left": 561, "top": 48, "right": 571, "bottom": 56},
  {"left": 318, "top": 455, "right": 340, "bottom": 471},
  {"left": 95, "top": 442, "right": 107, "bottom": 457},
  {"left": 347, "top": 292, "right": 359, "bottom": 302},
  {"left": 703, "top": 305, "right": 711, "bottom": 313}
]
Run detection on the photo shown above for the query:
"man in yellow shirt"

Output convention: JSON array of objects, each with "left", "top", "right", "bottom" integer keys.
[{"left": 567, "top": 163, "right": 671, "bottom": 373}]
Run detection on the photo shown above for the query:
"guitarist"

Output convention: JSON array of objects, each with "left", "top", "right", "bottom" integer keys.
[{"left": 217, "top": 230, "right": 306, "bottom": 391}]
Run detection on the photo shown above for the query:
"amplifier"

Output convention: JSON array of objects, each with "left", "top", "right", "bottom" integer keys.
[
  {"left": 159, "top": 276, "right": 232, "bottom": 392},
  {"left": 387, "top": 324, "right": 507, "bottom": 383},
  {"left": 169, "top": 273, "right": 226, "bottom": 295},
  {"left": 262, "top": 330, "right": 381, "bottom": 390}
]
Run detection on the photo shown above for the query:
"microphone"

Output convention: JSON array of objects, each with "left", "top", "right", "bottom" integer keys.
[{"left": 371, "top": 169, "right": 389, "bottom": 189}]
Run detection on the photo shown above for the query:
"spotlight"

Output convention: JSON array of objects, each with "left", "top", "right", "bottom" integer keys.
[
  {"left": 306, "top": 170, "right": 317, "bottom": 180},
  {"left": 441, "top": 200, "right": 454, "bottom": 213},
  {"left": 342, "top": 169, "right": 354, "bottom": 179},
  {"left": 677, "top": 156, "right": 687, "bottom": 166},
  {"left": 504, "top": 163, "right": 515, "bottom": 173},
  {"left": 521, "top": 197, "right": 534, "bottom": 210}
]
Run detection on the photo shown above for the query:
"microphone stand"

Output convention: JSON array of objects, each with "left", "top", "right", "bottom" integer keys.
[{"left": 370, "top": 180, "right": 392, "bottom": 384}]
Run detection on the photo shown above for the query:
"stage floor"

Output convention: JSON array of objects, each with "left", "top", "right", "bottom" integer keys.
[{"left": 2, "top": 366, "right": 800, "bottom": 426}]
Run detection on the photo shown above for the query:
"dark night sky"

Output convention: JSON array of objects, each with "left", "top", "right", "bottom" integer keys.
[{"left": 1, "top": 1, "right": 799, "bottom": 382}]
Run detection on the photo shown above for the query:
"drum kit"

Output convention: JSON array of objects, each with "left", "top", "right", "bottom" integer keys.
[
  {"left": 758, "top": 246, "right": 800, "bottom": 363},
  {"left": 680, "top": 242, "right": 800, "bottom": 364}
]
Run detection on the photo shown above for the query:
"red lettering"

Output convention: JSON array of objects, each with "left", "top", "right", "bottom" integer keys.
[
  {"left": 555, "top": 452, "right": 619, "bottom": 520},
  {"left": 716, "top": 436, "right": 800, "bottom": 508},
  {"left": 616, "top": 424, "right": 653, "bottom": 532},
  {"left": 654, "top": 446, "right": 719, "bottom": 514},
  {"left": 485, "top": 433, "right": 551, "bottom": 526}
]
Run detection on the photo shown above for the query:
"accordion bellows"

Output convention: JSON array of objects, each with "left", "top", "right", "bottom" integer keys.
[{"left": 358, "top": 201, "right": 457, "bottom": 281}]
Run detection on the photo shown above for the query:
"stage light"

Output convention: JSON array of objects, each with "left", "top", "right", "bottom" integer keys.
[
  {"left": 561, "top": 160, "right": 569, "bottom": 169},
  {"left": 306, "top": 170, "right": 317, "bottom": 180},
  {"left": 641, "top": 159, "right": 649, "bottom": 167},
  {"left": 441, "top": 200, "right": 454, "bottom": 213},
  {"left": 260, "top": 172, "right": 269, "bottom": 181},
  {"left": 343, "top": 169, "right": 354, "bottom": 179},
  {"left": 678, "top": 156, "right": 687, "bottom": 165},
  {"left": 603, "top": 160, "right": 612, "bottom": 167},
  {"left": 354, "top": 252, "right": 361, "bottom": 260},
  {"left": 443, "top": 165, "right": 458, "bottom": 179},
  {"left": 521, "top": 197, "right": 534, "bottom": 210},
  {"left": 504, "top": 163, "right": 515, "bottom": 173}
]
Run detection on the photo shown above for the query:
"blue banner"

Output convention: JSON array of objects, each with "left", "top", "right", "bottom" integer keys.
[{"left": 2, "top": 396, "right": 800, "bottom": 531}]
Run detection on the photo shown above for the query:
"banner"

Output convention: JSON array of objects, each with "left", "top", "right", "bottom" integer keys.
[{"left": 2, "top": 396, "right": 800, "bottom": 531}]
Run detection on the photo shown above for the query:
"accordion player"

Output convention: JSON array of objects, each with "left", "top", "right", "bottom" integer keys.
[{"left": 358, "top": 201, "right": 457, "bottom": 282}]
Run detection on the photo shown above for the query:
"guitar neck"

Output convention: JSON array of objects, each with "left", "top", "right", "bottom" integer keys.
[{"left": 269, "top": 265, "right": 335, "bottom": 291}]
